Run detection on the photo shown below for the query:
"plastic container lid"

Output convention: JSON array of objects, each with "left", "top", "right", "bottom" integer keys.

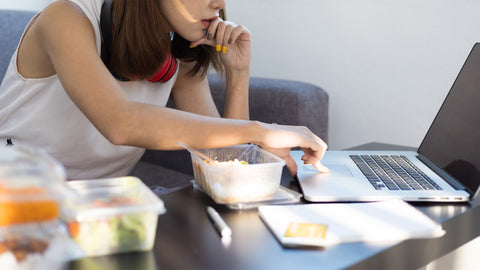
[
  {"left": 64, "top": 177, "right": 166, "bottom": 219},
  {"left": 0, "top": 146, "right": 66, "bottom": 186}
]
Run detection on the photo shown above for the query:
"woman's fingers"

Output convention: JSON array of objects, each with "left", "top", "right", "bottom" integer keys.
[
  {"left": 284, "top": 155, "right": 299, "bottom": 177},
  {"left": 207, "top": 17, "right": 221, "bottom": 42},
  {"left": 189, "top": 19, "right": 251, "bottom": 71},
  {"left": 190, "top": 18, "right": 222, "bottom": 48},
  {"left": 190, "top": 19, "right": 248, "bottom": 53},
  {"left": 313, "top": 161, "right": 330, "bottom": 173},
  {"left": 221, "top": 24, "right": 235, "bottom": 53},
  {"left": 228, "top": 24, "right": 249, "bottom": 44},
  {"left": 300, "top": 141, "right": 329, "bottom": 174},
  {"left": 263, "top": 146, "right": 299, "bottom": 177},
  {"left": 265, "top": 123, "right": 329, "bottom": 175},
  {"left": 214, "top": 20, "right": 226, "bottom": 53}
]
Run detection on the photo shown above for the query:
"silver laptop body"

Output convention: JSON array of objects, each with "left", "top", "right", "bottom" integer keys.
[
  {"left": 294, "top": 150, "right": 470, "bottom": 202},
  {"left": 296, "top": 43, "right": 480, "bottom": 202}
]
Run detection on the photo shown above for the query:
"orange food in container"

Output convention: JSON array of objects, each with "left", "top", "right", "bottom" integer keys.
[
  {"left": 0, "top": 146, "right": 73, "bottom": 269},
  {"left": 0, "top": 199, "right": 59, "bottom": 226}
]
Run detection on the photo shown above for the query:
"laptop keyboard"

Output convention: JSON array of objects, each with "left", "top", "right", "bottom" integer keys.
[{"left": 350, "top": 155, "right": 443, "bottom": 191}]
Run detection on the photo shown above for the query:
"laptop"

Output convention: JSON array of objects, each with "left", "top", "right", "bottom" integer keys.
[{"left": 294, "top": 43, "right": 480, "bottom": 202}]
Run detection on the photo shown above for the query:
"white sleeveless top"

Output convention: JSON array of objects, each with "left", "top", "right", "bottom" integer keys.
[{"left": 0, "top": 0, "right": 178, "bottom": 179}]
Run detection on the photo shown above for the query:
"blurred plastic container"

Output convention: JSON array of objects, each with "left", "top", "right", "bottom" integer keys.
[
  {"left": 190, "top": 144, "right": 285, "bottom": 204},
  {"left": 0, "top": 221, "right": 76, "bottom": 270},
  {"left": 63, "top": 177, "right": 166, "bottom": 257},
  {"left": 0, "top": 146, "right": 68, "bottom": 226},
  {"left": 0, "top": 146, "right": 73, "bottom": 269}
]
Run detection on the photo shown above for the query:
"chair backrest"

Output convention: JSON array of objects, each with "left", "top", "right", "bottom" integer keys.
[{"left": 0, "top": 9, "right": 36, "bottom": 83}]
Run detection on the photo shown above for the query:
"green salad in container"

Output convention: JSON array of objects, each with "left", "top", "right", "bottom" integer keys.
[{"left": 63, "top": 177, "right": 165, "bottom": 257}]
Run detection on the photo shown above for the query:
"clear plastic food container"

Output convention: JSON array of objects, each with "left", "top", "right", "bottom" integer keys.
[
  {"left": 190, "top": 144, "right": 286, "bottom": 204},
  {"left": 0, "top": 146, "right": 68, "bottom": 226},
  {"left": 0, "top": 146, "right": 73, "bottom": 269},
  {"left": 0, "top": 221, "right": 76, "bottom": 270},
  {"left": 63, "top": 177, "right": 166, "bottom": 257}
]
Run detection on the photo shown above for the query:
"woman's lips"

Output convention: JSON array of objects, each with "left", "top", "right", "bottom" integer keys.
[
  {"left": 201, "top": 20, "right": 211, "bottom": 28},
  {"left": 201, "top": 16, "right": 218, "bottom": 28}
]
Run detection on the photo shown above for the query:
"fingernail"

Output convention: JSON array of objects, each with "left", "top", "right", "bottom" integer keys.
[
  {"left": 228, "top": 38, "right": 232, "bottom": 44},
  {"left": 222, "top": 46, "right": 227, "bottom": 54},
  {"left": 189, "top": 45, "right": 198, "bottom": 48},
  {"left": 312, "top": 161, "right": 330, "bottom": 173},
  {"left": 216, "top": 44, "right": 221, "bottom": 52},
  {"left": 207, "top": 33, "right": 212, "bottom": 40},
  {"left": 319, "top": 165, "right": 330, "bottom": 173}
]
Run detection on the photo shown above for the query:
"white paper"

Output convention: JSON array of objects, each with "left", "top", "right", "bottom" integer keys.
[{"left": 259, "top": 200, "right": 445, "bottom": 247}]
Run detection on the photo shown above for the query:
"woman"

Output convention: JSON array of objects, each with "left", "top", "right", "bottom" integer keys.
[{"left": 0, "top": 0, "right": 328, "bottom": 179}]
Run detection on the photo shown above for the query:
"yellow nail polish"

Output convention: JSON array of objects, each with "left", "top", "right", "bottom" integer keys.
[
  {"left": 216, "top": 44, "right": 221, "bottom": 52},
  {"left": 189, "top": 45, "right": 198, "bottom": 48},
  {"left": 222, "top": 46, "right": 227, "bottom": 54}
]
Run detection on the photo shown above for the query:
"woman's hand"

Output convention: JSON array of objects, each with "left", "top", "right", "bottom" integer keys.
[
  {"left": 190, "top": 18, "right": 251, "bottom": 72},
  {"left": 258, "top": 123, "right": 330, "bottom": 177}
]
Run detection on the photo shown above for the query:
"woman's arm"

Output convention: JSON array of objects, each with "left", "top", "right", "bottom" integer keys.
[
  {"left": 21, "top": 2, "right": 255, "bottom": 150},
  {"left": 170, "top": 61, "right": 221, "bottom": 117},
  {"left": 223, "top": 68, "right": 249, "bottom": 120},
  {"left": 20, "top": 2, "right": 327, "bottom": 176},
  {"left": 170, "top": 61, "right": 250, "bottom": 120},
  {"left": 184, "top": 18, "right": 252, "bottom": 120}
]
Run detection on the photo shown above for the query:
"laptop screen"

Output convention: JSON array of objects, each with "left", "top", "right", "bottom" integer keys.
[{"left": 418, "top": 43, "right": 480, "bottom": 194}]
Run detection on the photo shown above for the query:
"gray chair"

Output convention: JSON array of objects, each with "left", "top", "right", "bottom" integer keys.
[{"left": 0, "top": 9, "right": 329, "bottom": 188}]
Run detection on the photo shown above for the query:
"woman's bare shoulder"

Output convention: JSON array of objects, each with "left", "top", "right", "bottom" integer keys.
[
  {"left": 35, "top": 1, "right": 93, "bottom": 34},
  {"left": 17, "top": 1, "right": 98, "bottom": 78}
]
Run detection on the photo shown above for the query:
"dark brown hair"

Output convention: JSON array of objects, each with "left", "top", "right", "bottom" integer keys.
[{"left": 109, "top": 0, "right": 225, "bottom": 80}]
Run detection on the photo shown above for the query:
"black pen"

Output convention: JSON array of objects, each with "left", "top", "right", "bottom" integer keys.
[{"left": 206, "top": 206, "right": 232, "bottom": 238}]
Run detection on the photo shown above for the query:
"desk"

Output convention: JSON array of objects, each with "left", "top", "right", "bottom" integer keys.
[{"left": 67, "top": 143, "right": 480, "bottom": 270}]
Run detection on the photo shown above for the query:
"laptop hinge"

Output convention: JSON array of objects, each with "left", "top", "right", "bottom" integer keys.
[{"left": 416, "top": 154, "right": 468, "bottom": 192}]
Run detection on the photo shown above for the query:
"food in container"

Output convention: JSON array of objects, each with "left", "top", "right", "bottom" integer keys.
[
  {"left": 190, "top": 144, "right": 285, "bottom": 204},
  {"left": 63, "top": 177, "right": 166, "bottom": 257},
  {"left": 0, "top": 185, "right": 60, "bottom": 226},
  {"left": 0, "top": 146, "right": 73, "bottom": 269},
  {"left": 0, "top": 146, "right": 67, "bottom": 226},
  {"left": 0, "top": 222, "right": 75, "bottom": 270}
]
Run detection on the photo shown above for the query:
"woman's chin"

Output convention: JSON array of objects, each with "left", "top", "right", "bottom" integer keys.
[{"left": 181, "top": 31, "right": 207, "bottom": 44}]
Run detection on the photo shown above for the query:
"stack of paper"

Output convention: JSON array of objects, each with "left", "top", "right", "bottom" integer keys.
[{"left": 258, "top": 200, "right": 445, "bottom": 247}]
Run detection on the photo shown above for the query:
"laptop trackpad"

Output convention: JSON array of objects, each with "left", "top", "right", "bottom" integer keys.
[
  {"left": 299, "top": 164, "right": 371, "bottom": 201},
  {"left": 324, "top": 164, "right": 354, "bottom": 178},
  {"left": 300, "top": 164, "right": 354, "bottom": 178}
]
